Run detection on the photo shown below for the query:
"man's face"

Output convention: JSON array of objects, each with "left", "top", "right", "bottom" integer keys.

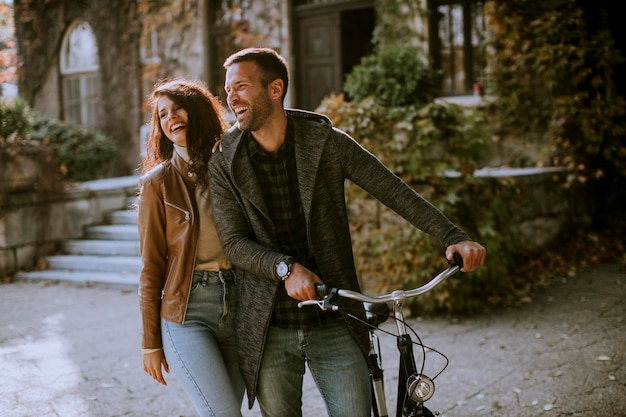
[{"left": 224, "top": 61, "right": 273, "bottom": 132}]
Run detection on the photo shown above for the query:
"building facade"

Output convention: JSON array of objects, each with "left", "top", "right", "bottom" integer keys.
[{"left": 14, "top": 0, "right": 486, "bottom": 175}]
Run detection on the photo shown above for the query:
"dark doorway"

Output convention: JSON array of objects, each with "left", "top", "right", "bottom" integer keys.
[
  {"left": 341, "top": 8, "right": 375, "bottom": 81},
  {"left": 294, "top": 1, "right": 375, "bottom": 110}
]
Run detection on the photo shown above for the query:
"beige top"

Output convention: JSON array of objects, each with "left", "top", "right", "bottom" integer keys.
[{"left": 174, "top": 145, "right": 231, "bottom": 271}]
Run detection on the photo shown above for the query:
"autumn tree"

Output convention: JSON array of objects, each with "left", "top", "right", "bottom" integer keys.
[{"left": 0, "top": 0, "right": 17, "bottom": 95}]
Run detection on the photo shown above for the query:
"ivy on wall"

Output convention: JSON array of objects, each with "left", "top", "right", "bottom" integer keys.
[
  {"left": 484, "top": 0, "right": 626, "bottom": 183},
  {"left": 316, "top": 0, "right": 626, "bottom": 315},
  {"left": 13, "top": 0, "right": 141, "bottom": 176}
]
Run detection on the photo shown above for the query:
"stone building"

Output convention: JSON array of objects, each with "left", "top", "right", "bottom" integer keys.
[{"left": 14, "top": 0, "right": 487, "bottom": 175}]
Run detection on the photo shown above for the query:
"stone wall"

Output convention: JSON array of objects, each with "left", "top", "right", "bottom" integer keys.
[
  {"left": 349, "top": 167, "right": 575, "bottom": 253},
  {"left": 0, "top": 176, "right": 139, "bottom": 279},
  {"left": 1, "top": 168, "right": 576, "bottom": 279},
  {"left": 472, "top": 167, "right": 576, "bottom": 250}
]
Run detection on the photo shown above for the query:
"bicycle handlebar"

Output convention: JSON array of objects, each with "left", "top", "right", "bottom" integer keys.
[{"left": 300, "top": 255, "right": 463, "bottom": 308}]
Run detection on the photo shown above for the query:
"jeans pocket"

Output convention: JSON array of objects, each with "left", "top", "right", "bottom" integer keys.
[{"left": 189, "top": 279, "right": 202, "bottom": 295}]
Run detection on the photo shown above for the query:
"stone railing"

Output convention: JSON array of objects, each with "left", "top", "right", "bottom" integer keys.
[
  {"left": 0, "top": 176, "right": 139, "bottom": 278},
  {"left": 349, "top": 166, "right": 573, "bottom": 252},
  {"left": 457, "top": 167, "right": 573, "bottom": 249},
  {"left": 1, "top": 167, "right": 574, "bottom": 279}
]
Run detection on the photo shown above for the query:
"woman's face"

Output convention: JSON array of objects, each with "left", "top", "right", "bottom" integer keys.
[{"left": 157, "top": 95, "right": 188, "bottom": 147}]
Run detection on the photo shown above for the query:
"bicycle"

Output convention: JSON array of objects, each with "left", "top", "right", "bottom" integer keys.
[{"left": 298, "top": 257, "right": 462, "bottom": 417}]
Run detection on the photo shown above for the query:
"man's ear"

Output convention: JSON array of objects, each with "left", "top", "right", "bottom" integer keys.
[{"left": 269, "top": 79, "right": 284, "bottom": 100}]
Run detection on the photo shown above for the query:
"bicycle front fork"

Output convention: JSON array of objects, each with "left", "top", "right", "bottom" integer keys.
[{"left": 398, "top": 334, "right": 436, "bottom": 417}]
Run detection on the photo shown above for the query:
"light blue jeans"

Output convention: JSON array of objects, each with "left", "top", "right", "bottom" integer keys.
[
  {"left": 162, "top": 270, "right": 244, "bottom": 417},
  {"left": 256, "top": 315, "right": 371, "bottom": 417}
]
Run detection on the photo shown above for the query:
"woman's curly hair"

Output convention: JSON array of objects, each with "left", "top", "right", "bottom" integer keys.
[{"left": 141, "top": 77, "right": 229, "bottom": 191}]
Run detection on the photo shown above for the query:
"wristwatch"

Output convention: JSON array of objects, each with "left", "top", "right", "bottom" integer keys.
[{"left": 276, "top": 259, "right": 293, "bottom": 281}]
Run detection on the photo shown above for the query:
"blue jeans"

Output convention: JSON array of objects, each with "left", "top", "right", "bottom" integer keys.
[
  {"left": 256, "top": 315, "right": 371, "bottom": 417},
  {"left": 162, "top": 270, "right": 244, "bottom": 417}
]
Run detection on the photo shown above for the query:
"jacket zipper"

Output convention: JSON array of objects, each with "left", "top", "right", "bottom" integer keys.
[
  {"left": 163, "top": 200, "right": 192, "bottom": 323},
  {"left": 164, "top": 201, "right": 190, "bottom": 220}
]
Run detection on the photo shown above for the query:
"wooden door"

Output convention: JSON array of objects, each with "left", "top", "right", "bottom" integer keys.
[{"left": 296, "top": 13, "right": 342, "bottom": 111}]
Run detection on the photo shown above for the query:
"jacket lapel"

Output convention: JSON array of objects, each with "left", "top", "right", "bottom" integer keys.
[
  {"left": 291, "top": 114, "right": 329, "bottom": 225},
  {"left": 224, "top": 130, "right": 274, "bottom": 226},
  {"left": 222, "top": 114, "right": 331, "bottom": 234}
]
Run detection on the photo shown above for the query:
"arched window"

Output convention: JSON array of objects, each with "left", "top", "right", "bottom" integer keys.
[{"left": 60, "top": 21, "right": 101, "bottom": 128}]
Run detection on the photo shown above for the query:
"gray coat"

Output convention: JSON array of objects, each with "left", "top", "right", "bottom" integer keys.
[{"left": 209, "top": 109, "right": 470, "bottom": 407}]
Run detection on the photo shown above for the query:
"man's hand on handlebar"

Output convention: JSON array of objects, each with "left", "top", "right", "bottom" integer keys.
[
  {"left": 284, "top": 262, "right": 324, "bottom": 301},
  {"left": 445, "top": 240, "right": 486, "bottom": 272}
]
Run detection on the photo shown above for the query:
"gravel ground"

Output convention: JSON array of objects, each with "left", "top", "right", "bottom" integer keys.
[{"left": 1, "top": 263, "right": 624, "bottom": 417}]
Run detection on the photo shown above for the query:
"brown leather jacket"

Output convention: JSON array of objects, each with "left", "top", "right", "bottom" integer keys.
[{"left": 137, "top": 152, "right": 199, "bottom": 349}]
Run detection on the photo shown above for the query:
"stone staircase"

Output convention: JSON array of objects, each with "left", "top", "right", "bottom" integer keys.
[{"left": 15, "top": 198, "right": 141, "bottom": 286}]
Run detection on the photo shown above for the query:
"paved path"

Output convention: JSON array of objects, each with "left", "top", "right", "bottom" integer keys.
[{"left": 1, "top": 263, "right": 624, "bottom": 417}]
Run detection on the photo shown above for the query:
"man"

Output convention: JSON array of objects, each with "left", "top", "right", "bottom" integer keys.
[{"left": 209, "top": 47, "right": 487, "bottom": 417}]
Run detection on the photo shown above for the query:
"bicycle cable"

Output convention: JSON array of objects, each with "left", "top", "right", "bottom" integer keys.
[{"left": 337, "top": 307, "right": 450, "bottom": 381}]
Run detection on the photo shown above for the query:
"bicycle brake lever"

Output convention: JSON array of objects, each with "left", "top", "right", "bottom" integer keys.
[
  {"left": 299, "top": 285, "right": 339, "bottom": 311},
  {"left": 298, "top": 299, "right": 323, "bottom": 309}
]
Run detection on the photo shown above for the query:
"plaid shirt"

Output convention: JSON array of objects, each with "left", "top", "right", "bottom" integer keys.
[{"left": 247, "top": 122, "right": 331, "bottom": 328}]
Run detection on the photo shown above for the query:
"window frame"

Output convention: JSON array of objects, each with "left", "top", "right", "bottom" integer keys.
[
  {"left": 428, "top": 0, "right": 486, "bottom": 97},
  {"left": 59, "top": 20, "right": 102, "bottom": 128}
]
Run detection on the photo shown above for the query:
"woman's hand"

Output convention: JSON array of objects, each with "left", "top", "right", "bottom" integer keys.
[{"left": 142, "top": 349, "right": 169, "bottom": 385}]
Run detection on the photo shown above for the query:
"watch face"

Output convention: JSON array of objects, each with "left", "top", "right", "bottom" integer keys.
[{"left": 276, "top": 261, "right": 289, "bottom": 277}]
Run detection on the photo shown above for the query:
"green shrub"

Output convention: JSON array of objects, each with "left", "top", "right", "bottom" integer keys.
[
  {"left": 343, "top": 45, "right": 440, "bottom": 107},
  {"left": 1, "top": 99, "right": 60, "bottom": 206},
  {"left": 318, "top": 94, "right": 489, "bottom": 183},
  {"left": 317, "top": 94, "right": 509, "bottom": 314},
  {"left": 29, "top": 117, "right": 119, "bottom": 182},
  {"left": 318, "top": 94, "right": 600, "bottom": 315},
  {"left": 485, "top": 0, "right": 626, "bottom": 179},
  {"left": 1, "top": 98, "right": 119, "bottom": 182},
  {"left": 0, "top": 98, "right": 33, "bottom": 140}
]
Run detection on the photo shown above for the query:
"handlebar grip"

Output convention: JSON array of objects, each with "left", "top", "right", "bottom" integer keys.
[
  {"left": 315, "top": 283, "right": 328, "bottom": 298},
  {"left": 448, "top": 252, "right": 464, "bottom": 269}
]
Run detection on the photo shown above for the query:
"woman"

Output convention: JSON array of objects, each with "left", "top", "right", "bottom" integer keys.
[{"left": 137, "top": 78, "right": 244, "bottom": 417}]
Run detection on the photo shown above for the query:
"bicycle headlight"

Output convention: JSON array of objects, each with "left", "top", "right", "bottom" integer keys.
[{"left": 407, "top": 374, "right": 435, "bottom": 402}]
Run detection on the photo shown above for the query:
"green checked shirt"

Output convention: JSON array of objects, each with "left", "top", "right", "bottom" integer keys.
[{"left": 247, "top": 121, "right": 335, "bottom": 329}]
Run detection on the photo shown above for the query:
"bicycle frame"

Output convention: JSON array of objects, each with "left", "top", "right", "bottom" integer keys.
[{"left": 300, "top": 262, "right": 460, "bottom": 417}]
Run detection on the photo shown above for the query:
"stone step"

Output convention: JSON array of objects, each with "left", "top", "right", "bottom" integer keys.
[
  {"left": 85, "top": 224, "right": 139, "bottom": 241},
  {"left": 18, "top": 189, "right": 142, "bottom": 286},
  {"left": 14, "top": 269, "right": 139, "bottom": 286},
  {"left": 45, "top": 255, "right": 141, "bottom": 273},
  {"left": 62, "top": 239, "right": 140, "bottom": 256},
  {"left": 126, "top": 196, "right": 138, "bottom": 207},
  {"left": 107, "top": 210, "right": 137, "bottom": 225}
]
